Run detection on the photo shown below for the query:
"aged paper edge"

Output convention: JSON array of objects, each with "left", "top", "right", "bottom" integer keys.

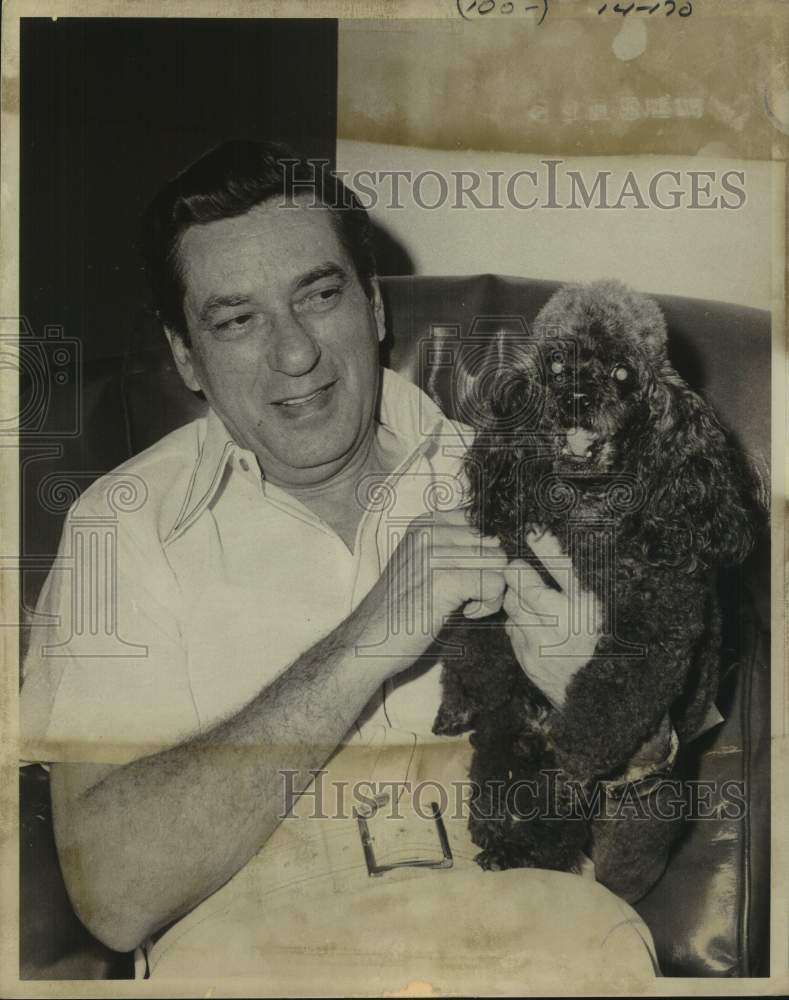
[{"left": 0, "top": 0, "right": 787, "bottom": 996}]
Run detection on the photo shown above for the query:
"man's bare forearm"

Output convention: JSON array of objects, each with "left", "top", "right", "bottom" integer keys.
[
  {"left": 49, "top": 511, "right": 510, "bottom": 953},
  {"left": 50, "top": 589, "right": 394, "bottom": 953}
]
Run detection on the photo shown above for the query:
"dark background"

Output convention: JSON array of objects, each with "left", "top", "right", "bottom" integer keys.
[
  {"left": 20, "top": 17, "right": 338, "bottom": 361},
  {"left": 18, "top": 17, "right": 338, "bottom": 610}
]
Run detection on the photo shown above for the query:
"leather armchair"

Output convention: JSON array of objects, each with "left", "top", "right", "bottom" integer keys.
[{"left": 19, "top": 274, "right": 771, "bottom": 978}]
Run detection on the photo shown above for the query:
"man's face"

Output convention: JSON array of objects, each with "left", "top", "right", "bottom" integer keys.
[{"left": 168, "top": 197, "right": 385, "bottom": 487}]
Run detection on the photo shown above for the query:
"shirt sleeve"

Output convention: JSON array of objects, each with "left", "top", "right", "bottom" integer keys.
[{"left": 20, "top": 489, "right": 201, "bottom": 766}]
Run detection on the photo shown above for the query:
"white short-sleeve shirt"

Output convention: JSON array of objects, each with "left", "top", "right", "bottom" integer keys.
[{"left": 20, "top": 369, "right": 474, "bottom": 765}]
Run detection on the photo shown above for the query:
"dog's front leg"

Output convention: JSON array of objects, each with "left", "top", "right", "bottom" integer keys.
[
  {"left": 545, "top": 571, "right": 709, "bottom": 782},
  {"left": 468, "top": 720, "right": 589, "bottom": 873}
]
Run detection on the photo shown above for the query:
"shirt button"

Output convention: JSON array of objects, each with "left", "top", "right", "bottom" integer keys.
[{"left": 239, "top": 457, "right": 250, "bottom": 472}]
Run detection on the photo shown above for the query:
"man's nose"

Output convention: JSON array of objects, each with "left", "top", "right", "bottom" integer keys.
[{"left": 267, "top": 313, "right": 321, "bottom": 376}]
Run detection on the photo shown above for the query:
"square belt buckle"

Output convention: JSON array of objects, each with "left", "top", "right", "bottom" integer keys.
[{"left": 355, "top": 796, "right": 453, "bottom": 877}]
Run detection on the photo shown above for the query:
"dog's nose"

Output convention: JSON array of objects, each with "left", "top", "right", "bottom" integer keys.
[{"left": 572, "top": 392, "right": 591, "bottom": 410}]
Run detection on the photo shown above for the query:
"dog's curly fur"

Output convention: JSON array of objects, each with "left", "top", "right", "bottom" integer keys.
[{"left": 432, "top": 280, "right": 761, "bottom": 889}]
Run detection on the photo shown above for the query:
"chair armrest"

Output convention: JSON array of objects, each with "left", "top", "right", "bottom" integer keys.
[
  {"left": 635, "top": 597, "right": 770, "bottom": 976},
  {"left": 20, "top": 765, "right": 134, "bottom": 980}
]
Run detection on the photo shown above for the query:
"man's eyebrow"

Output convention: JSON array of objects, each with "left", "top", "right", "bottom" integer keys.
[
  {"left": 197, "top": 264, "right": 349, "bottom": 322},
  {"left": 199, "top": 294, "right": 252, "bottom": 323},
  {"left": 293, "top": 262, "right": 349, "bottom": 292}
]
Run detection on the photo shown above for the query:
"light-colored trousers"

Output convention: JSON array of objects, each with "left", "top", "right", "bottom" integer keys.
[{"left": 140, "top": 735, "right": 660, "bottom": 993}]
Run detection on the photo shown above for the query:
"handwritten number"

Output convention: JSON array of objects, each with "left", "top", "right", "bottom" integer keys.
[
  {"left": 458, "top": 0, "right": 687, "bottom": 22},
  {"left": 597, "top": 0, "right": 690, "bottom": 12},
  {"left": 453, "top": 0, "right": 552, "bottom": 24}
]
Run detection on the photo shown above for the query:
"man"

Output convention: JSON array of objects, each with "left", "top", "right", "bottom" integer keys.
[{"left": 21, "top": 140, "right": 671, "bottom": 988}]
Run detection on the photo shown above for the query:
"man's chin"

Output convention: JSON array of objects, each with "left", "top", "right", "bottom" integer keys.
[{"left": 258, "top": 433, "right": 364, "bottom": 487}]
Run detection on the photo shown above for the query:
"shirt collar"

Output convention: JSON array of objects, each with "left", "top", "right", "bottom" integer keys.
[
  {"left": 166, "top": 368, "right": 467, "bottom": 543},
  {"left": 166, "top": 407, "right": 239, "bottom": 543}
]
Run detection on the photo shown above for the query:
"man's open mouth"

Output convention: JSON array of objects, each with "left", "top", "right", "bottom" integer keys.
[{"left": 272, "top": 380, "right": 337, "bottom": 408}]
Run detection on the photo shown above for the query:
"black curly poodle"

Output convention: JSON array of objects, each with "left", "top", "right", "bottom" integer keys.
[{"left": 432, "top": 280, "right": 760, "bottom": 889}]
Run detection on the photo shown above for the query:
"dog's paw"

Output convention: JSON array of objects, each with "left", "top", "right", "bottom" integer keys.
[{"left": 474, "top": 847, "right": 527, "bottom": 872}]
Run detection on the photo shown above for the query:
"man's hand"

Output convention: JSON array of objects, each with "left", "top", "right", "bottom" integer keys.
[
  {"left": 359, "top": 508, "right": 509, "bottom": 673},
  {"left": 502, "top": 530, "right": 602, "bottom": 710}
]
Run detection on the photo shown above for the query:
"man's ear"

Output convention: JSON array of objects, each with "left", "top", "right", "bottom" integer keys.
[
  {"left": 164, "top": 327, "right": 202, "bottom": 393},
  {"left": 370, "top": 279, "right": 386, "bottom": 344}
]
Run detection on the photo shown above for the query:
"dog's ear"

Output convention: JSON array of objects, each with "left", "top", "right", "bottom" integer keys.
[
  {"left": 451, "top": 325, "right": 542, "bottom": 430},
  {"left": 630, "top": 367, "right": 760, "bottom": 570},
  {"left": 455, "top": 328, "right": 549, "bottom": 547}
]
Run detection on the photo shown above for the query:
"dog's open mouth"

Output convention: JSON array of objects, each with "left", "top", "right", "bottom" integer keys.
[{"left": 558, "top": 427, "right": 603, "bottom": 464}]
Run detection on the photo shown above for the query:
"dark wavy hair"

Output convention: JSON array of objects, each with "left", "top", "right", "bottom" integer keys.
[{"left": 142, "top": 139, "right": 377, "bottom": 346}]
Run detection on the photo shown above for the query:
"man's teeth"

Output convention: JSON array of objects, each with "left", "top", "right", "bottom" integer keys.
[{"left": 279, "top": 388, "right": 323, "bottom": 407}]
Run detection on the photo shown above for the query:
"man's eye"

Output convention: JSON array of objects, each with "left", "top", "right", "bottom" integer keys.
[
  {"left": 297, "top": 286, "right": 342, "bottom": 313},
  {"left": 214, "top": 314, "right": 253, "bottom": 335},
  {"left": 215, "top": 313, "right": 252, "bottom": 330}
]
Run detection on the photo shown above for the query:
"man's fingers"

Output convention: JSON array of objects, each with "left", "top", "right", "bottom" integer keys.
[
  {"left": 428, "top": 510, "right": 503, "bottom": 547},
  {"left": 429, "top": 548, "right": 508, "bottom": 572},
  {"left": 523, "top": 530, "right": 575, "bottom": 593},
  {"left": 462, "top": 568, "right": 507, "bottom": 619},
  {"left": 504, "top": 618, "right": 529, "bottom": 653},
  {"left": 525, "top": 528, "right": 565, "bottom": 561},
  {"left": 464, "top": 597, "right": 503, "bottom": 619},
  {"left": 503, "top": 588, "right": 556, "bottom": 626},
  {"left": 477, "top": 531, "right": 505, "bottom": 548},
  {"left": 431, "top": 507, "right": 469, "bottom": 526},
  {"left": 503, "top": 560, "right": 558, "bottom": 614}
]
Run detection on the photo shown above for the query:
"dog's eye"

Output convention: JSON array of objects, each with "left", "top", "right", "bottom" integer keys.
[{"left": 612, "top": 364, "right": 630, "bottom": 382}]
